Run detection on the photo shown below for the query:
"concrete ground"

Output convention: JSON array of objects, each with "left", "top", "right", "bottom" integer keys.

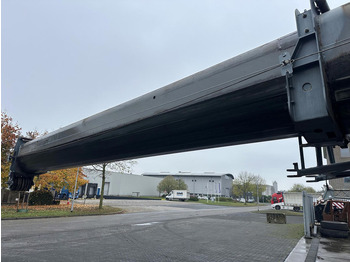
[
  {"left": 3, "top": 199, "right": 349, "bottom": 261},
  {"left": 285, "top": 230, "right": 350, "bottom": 262},
  {"left": 78, "top": 200, "right": 350, "bottom": 261},
  {"left": 2, "top": 199, "right": 303, "bottom": 262}
]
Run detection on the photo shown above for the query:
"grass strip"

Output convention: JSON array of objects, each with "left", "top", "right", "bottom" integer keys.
[
  {"left": 253, "top": 209, "right": 303, "bottom": 216},
  {"left": 2, "top": 204, "right": 124, "bottom": 219},
  {"left": 269, "top": 223, "right": 304, "bottom": 239}
]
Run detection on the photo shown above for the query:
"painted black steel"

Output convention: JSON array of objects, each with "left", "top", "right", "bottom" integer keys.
[{"left": 314, "top": 0, "right": 330, "bottom": 14}]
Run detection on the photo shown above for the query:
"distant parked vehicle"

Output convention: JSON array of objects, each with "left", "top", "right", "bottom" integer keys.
[
  {"left": 56, "top": 187, "right": 79, "bottom": 200},
  {"left": 166, "top": 190, "right": 190, "bottom": 201},
  {"left": 198, "top": 196, "right": 208, "bottom": 200}
]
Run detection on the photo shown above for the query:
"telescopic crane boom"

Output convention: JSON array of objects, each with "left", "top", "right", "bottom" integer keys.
[{"left": 9, "top": 1, "right": 350, "bottom": 191}]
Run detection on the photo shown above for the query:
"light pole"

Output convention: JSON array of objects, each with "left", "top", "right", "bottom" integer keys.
[
  {"left": 71, "top": 167, "right": 79, "bottom": 212},
  {"left": 256, "top": 183, "right": 260, "bottom": 211},
  {"left": 206, "top": 183, "right": 208, "bottom": 203},
  {"left": 192, "top": 179, "right": 196, "bottom": 195},
  {"left": 83, "top": 182, "right": 88, "bottom": 204}
]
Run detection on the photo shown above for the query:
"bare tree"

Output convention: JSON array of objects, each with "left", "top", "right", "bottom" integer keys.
[
  {"left": 92, "top": 160, "right": 136, "bottom": 209},
  {"left": 232, "top": 171, "right": 266, "bottom": 203},
  {"left": 252, "top": 175, "right": 266, "bottom": 202},
  {"left": 232, "top": 171, "right": 256, "bottom": 203}
]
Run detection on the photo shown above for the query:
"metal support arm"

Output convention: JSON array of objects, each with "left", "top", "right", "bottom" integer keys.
[{"left": 285, "top": 1, "right": 350, "bottom": 182}]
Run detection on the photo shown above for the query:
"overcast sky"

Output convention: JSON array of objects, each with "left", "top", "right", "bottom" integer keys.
[{"left": 2, "top": 0, "right": 349, "bottom": 191}]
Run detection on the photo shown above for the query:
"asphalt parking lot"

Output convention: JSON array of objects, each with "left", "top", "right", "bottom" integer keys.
[{"left": 2, "top": 200, "right": 303, "bottom": 262}]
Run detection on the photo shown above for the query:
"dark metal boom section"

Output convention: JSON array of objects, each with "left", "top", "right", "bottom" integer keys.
[{"left": 9, "top": 1, "right": 350, "bottom": 191}]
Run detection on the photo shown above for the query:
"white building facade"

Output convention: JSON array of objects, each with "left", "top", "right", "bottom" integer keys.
[
  {"left": 142, "top": 172, "right": 234, "bottom": 197},
  {"left": 80, "top": 168, "right": 162, "bottom": 197},
  {"left": 262, "top": 185, "right": 275, "bottom": 196}
]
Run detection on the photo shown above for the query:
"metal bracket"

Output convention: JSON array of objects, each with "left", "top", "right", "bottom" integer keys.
[
  {"left": 286, "top": 1, "right": 349, "bottom": 183},
  {"left": 282, "top": 8, "right": 343, "bottom": 146},
  {"left": 287, "top": 161, "right": 350, "bottom": 182},
  {"left": 8, "top": 137, "right": 35, "bottom": 191},
  {"left": 287, "top": 135, "right": 350, "bottom": 182}
]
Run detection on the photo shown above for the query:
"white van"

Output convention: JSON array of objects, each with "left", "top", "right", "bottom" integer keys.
[{"left": 166, "top": 190, "right": 190, "bottom": 201}]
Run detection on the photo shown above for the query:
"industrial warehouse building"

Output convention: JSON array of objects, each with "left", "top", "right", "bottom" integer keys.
[
  {"left": 79, "top": 168, "right": 162, "bottom": 198},
  {"left": 142, "top": 172, "right": 234, "bottom": 197},
  {"left": 79, "top": 169, "right": 234, "bottom": 198}
]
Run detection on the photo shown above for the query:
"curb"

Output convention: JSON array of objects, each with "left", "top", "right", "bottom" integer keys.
[{"left": 284, "top": 236, "right": 320, "bottom": 262}]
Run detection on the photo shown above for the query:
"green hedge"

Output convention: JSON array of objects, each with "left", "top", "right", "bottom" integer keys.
[
  {"left": 218, "top": 197, "right": 233, "bottom": 202},
  {"left": 189, "top": 196, "right": 199, "bottom": 201},
  {"left": 29, "top": 190, "right": 54, "bottom": 205}
]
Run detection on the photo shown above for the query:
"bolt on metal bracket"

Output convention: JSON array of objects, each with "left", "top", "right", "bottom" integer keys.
[{"left": 279, "top": 52, "right": 293, "bottom": 76}]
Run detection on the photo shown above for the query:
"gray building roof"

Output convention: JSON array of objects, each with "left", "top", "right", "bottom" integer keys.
[{"left": 142, "top": 172, "right": 234, "bottom": 179}]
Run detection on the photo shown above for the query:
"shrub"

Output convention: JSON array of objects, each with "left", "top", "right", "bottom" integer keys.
[
  {"left": 189, "top": 196, "right": 199, "bottom": 201},
  {"left": 29, "top": 190, "right": 54, "bottom": 205},
  {"left": 218, "top": 197, "right": 233, "bottom": 202}
]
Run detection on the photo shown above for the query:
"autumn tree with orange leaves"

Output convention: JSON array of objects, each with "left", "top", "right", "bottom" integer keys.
[
  {"left": 1, "top": 112, "right": 21, "bottom": 188},
  {"left": 34, "top": 168, "right": 88, "bottom": 193}
]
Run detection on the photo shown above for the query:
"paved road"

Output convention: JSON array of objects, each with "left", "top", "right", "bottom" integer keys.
[{"left": 2, "top": 200, "right": 303, "bottom": 262}]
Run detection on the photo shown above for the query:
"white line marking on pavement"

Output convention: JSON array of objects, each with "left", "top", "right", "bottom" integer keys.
[{"left": 134, "top": 222, "right": 160, "bottom": 226}]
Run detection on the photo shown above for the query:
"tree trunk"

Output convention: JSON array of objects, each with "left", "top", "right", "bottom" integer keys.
[{"left": 99, "top": 163, "right": 106, "bottom": 209}]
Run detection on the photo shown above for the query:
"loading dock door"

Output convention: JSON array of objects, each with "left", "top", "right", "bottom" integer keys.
[{"left": 87, "top": 183, "right": 98, "bottom": 198}]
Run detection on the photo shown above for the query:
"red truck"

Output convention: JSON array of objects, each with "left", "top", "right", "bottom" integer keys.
[
  {"left": 271, "top": 192, "right": 283, "bottom": 206},
  {"left": 271, "top": 191, "right": 322, "bottom": 211},
  {"left": 271, "top": 192, "right": 304, "bottom": 211}
]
